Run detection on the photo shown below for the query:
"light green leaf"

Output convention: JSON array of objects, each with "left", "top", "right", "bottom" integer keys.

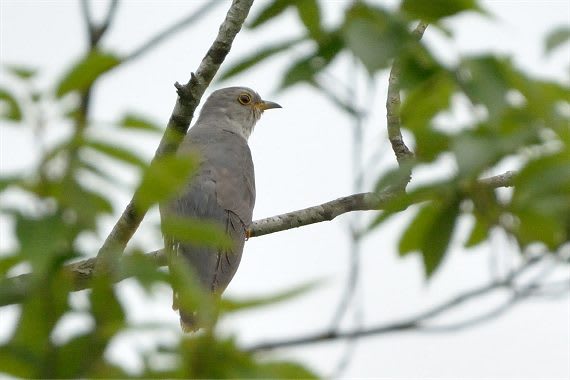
[
  {"left": 85, "top": 139, "right": 148, "bottom": 168},
  {"left": 4, "top": 64, "right": 37, "bottom": 79},
  {"left": 0, "top": 87, "right": 23, "bottom": 121},
  {"left": 220, "top": 279, "right": 323, "bottom": 314},
  {"left": 161, "top": 216, "right": 232, "bottom": 250},
  {"left": 56, "top": 50, "right": 121, "bottom": 98},
  {"left": 220, "top": 37, "right": 304, "bottom": 80},
  {"left": 545, "top": 26, "right": 570, "bottom": 55},
  {"left": 118, "top": 112, "right": 162, "bottom": 132},
  {"left": 402, "top": 0, "right": 483, "bottom": 22},
  {"left": 342, "top": 3, "right": 412, "bottom": 73},
  {"left": 135, "top": 153, "right": 199, "bottom": 211},
  {"left": 248, "top": 0, "right": 290, "bottom": 28}
]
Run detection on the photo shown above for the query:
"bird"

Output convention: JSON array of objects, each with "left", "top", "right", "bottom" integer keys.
[{"left": 159, "top": 86, "right": 281, "bottom": 332}]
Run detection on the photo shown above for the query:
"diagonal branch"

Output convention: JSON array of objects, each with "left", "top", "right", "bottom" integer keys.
[
  {"left": 93, "top": 0, "right": 254, "bottom": 276},
  {"left": 245, "top": 254, "right": 546, "bottom": 351},
  {"left": 0, "top": 171, "right": 517, "bottom": 307}
]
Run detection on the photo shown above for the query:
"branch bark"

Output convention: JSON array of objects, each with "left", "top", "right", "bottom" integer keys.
[
  {"left": 0, "top": 171, "right": 516, "bottom": 307},
  {"left": 93, "top": 0, "right": 254, "bottom": 275},
  {"left": 245, "top": 254, "right": 546, "bottom": 351}
]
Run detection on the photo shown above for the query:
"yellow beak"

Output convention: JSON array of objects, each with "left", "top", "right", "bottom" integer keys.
[{"left": 256, "top": 100, "right": 282, "bottom": 111}]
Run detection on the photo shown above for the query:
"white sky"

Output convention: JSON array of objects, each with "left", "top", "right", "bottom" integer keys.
[{"left": 1, "top": 0, "right": 569, "bottom": 378}]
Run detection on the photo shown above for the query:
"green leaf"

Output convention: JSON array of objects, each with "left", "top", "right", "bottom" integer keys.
[
  {"left": 15, "top": 213, "right": 74, "bottom": 273},
  {"left": 294, "top": 0, "right": 322, "bottom": 39},
  {"left": 4, "top": 64, "right": 38, "bottom": 79},
  {"left": 402, "top": 0, "right": 482, "bottom": 22},
  {"left": 90, "top": 277, "right": 125, "bottom": 339},
  {"left": 342, "top": 3, "right": 412, "bottom": 73},
  {"left": 220, "top": 279, "right": 323, "bottom": 314},
  {"left": 160, "top": 216, "right": 232, "bottom": 250},
  {"left": 401, "top": 70, "right": 455, "bottom": 130},
  {"left": 56, "top": 50, "right": 121, "bottom": 98},
  {"left": 85, "top": 138, "right": 148, "bottom": 168},
  {"left": 220, "top": 37, "right": 304, "bottom": 81},
  {"left": 118, "top": 112, "right": 162, "bottom": 132},
  {"left": 421, "top": 198, "right": 460, "bottom": 277},
  {"left": 399, "top": 203, "right": 438, "bottom": 256},
  {"left": 545, "top": 26, "right": 570, "bottom": 55},
  {"left": 280, "top": 32, "right": 343, "bottom": 88},
  {"left": 249, "top": 0, "right": 290, "bottom": 28},
  {"left": 457, "top": 56, "right": 511, "bottom": 121},
  {"left": 413, "top": 127, "right": 450, "bottom": 162},
  {"left": 465, "top": 217, "right": 489, "bottom": 247},
  {"left": 135, "top": 153, "right": 199, "bottom": 211},
  {"left": 256, "top": 361, "right": 318, "bottom": 379},
  {"left": 510, "top": 151, "right": 570, "bottom": 248},
  {"left": 0, "top": 87, "right": 23, "bottom": 121}
]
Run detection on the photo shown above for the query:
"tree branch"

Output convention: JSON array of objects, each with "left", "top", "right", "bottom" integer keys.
[
  {"left": 385, "top": 22, "right": 428, "bottom": 167},
  {"left": 245, "top": 254, "right": 547, "bottom": 351},
  {"left": 93, "top": 0, "right": 254, "bottom": 276},
  {"left": 0, "top": 171, "right": 517, "bottom": 307}
]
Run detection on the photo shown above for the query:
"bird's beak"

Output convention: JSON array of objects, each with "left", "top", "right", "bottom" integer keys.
[{"left": 256, "top": 100, "right": 282, "bottom": 111}]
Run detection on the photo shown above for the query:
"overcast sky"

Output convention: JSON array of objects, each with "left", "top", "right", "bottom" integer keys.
[{"left": 1, "top": 1, "right": 569, "bottom": 378}]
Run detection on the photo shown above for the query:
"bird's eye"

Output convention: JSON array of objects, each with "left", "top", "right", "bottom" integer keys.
[{"left": 238, "top": 93, "right": 252, "bottom": 105}]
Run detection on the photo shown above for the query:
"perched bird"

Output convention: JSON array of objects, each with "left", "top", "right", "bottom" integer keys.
[{"left": 159, "top": 86, "right": 281, "bottom": 331}]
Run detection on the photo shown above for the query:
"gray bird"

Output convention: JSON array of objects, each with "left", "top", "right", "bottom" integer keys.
[{"left": 159, "top": 86, "right": 281, "bottom": 332}]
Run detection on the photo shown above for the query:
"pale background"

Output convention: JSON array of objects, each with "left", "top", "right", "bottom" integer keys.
[{"left": 1, "top": 0, "right": 569, "bottom": 378}]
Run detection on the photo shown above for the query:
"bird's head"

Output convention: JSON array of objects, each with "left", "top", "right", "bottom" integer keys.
[{"left": 198, "top": 86, "right": 281, "bottom": 140}]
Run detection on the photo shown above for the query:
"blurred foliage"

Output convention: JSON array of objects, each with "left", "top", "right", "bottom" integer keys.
[
  {"left": 222, "top": 0, "right": 569, "bottom": 279},
  {"left": 1, "top": 0, "right": 569, "bottom": 378}
]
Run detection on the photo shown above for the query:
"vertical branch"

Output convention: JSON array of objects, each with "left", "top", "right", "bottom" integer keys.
[
  {"left": 385, "top": 22, "right": 428, "bottom": 183},
  {"left": 94, "top": 0, "right": 255, "bottom": 275}
]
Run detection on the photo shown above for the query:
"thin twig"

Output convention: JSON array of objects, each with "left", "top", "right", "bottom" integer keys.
[{"left": 244, "top": 255, "right": 546, "bottom": 351}]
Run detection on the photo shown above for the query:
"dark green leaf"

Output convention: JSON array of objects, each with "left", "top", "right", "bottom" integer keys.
[
  {"left": 161, "top": 216, "right": 232, "bottom": 250},
  {"left": 120, "top": 252, "right": 169, "bottom": 291},
  {"left": 118, "top": 112, "right": 162, "bottom": 132},
  {"left": 280, "top": 32, "right": 343, "bottom": 88},
  {"left": 135, "top": 153, "right": 199, "bottom": 211},
  {"left": 220, "top": 280, "right": 323, "bottom": 314},
  {"left": 421, "top": 198, "right": 460, "bottom": 277},
  {"left": 0, "top": 87, "right": 23, "bottom": 121},
  {"left": 399, "top": 203, "right": 438, "bottom": 256},
  {"left": 85, "top": 138, "right": 148, "bottom": 168},
  {"left": 401, "top": 70, "right": 455, "bottom": 130},
  {"left": 402, "top": 0, "right": 482, "bottom": 22},
  {"left": 294, "top": 0, "right": 322, "bottom": 39},
  {"left": 342, "top": 3, "right": 412, "bottom": 73},
  {"left": 545, "top": 26, "right": 570, "bottom": 55},
  {"left": 55, "top": 50, "right": 121, "bottom": 98},
  {"left": 413, "top": 127, "right": 450, "bottom": 162},
  {"left": 465, "top": 217, "right": 489, "bottom": 247},
  {"left": 457, "top": 56, "right": 511, "bottom": 121},
  {"left": 220, "top": 37, "right": 304, "bottom": 80},
  {"left": 4, "top": 64, "right": 37, "bottom": 79},
  {"left": 249, "top": 0, "right": 290, "bottom": 28}
]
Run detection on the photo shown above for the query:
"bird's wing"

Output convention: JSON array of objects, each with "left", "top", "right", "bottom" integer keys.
[{"left": 159, "top": 128, "right": 255, "bottom": 296}]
